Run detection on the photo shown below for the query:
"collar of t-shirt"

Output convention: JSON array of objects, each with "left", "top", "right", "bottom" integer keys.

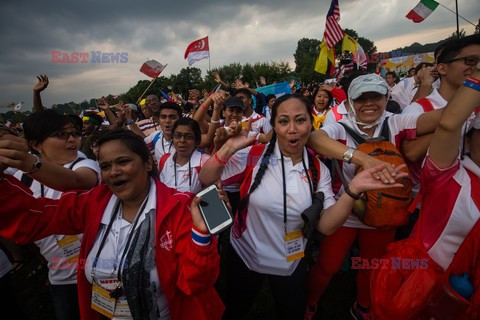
[
  {"left": 171, "top": 149, "right": 203, "bottom": 169},
  {"left": 340, "top": 116, "right": 387, "bottom": 140},
  {"left": 100, "top": 178, "right": 157, "bottom": 228},
  {"left": 272, "top": 142, "right": 310, "bottom": 174},
  {"left": 427, "top": 88, "right": 448, "bottom": 109}
]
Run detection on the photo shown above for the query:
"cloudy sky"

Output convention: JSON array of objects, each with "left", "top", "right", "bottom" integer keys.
[{"left": 0, "top": 0, "right": 478, "bottom": 111}]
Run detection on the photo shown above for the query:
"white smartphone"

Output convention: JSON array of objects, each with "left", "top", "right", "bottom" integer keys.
[{"left": 196, "top": 185, "right": 233, "bottom": 235}]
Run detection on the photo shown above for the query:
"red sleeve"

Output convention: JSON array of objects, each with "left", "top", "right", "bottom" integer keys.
[
  {"left": 0, "top": 175, "right": 89, "bottom": 244},
  {"left": 331, "top": 88, "right": 347, "bottom": 103},
  {"left": 173, "top": 194, "right": 220, "bottom": 295}
]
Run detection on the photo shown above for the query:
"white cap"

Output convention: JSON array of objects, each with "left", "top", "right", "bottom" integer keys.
[{"left": 348, "top": 74, "right": 389, "bottom": 100}]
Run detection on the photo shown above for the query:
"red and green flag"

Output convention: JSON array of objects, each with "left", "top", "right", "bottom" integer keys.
[{"left": 406, "top": 0, "right": 439, "bottom": 23}]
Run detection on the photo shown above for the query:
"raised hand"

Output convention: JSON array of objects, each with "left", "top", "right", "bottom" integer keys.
[
  {"left": 33, "top": 75, "right": 49, "bottom": 92},
  {"left": 0, "top": 134, "right": 33, "bottom": 172},
  {"left": 213, "top": 72, "right": 222, "bottom": 84},
  {"left": 97, "top": 97, "right": 109, "bottom": 110},
  {"left": 234, "top": 79, "right": 245, "bottom": 89}
]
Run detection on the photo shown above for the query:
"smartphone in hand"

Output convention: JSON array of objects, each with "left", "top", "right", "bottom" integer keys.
[{"left": 197, "top": 185, "right": 233, "bottom": 235}]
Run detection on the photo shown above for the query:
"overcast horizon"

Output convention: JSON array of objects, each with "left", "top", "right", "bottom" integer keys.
[{"left": 0, "top": 0, "right": 478, "bottom": 112}]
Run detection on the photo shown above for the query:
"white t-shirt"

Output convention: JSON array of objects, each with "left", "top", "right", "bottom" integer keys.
[
  {"left": 14, "top": 156, "right": 100, "bottom": 285},
  {"left": 321, "top": 113, "right": 420, "bottom": 229},
  {"left": 323, "top": 101, "right": 348, "bottom": 127},
  {"left": 84, "top": 180, "right": 170, "bottom": 320},
  {"left": 145, "top": 130, "right": 174, "bottom": 162},
  {"left": 159, "top": 150, "right": 209, "bottom": 193},
  {"left": 403, "top": 88, "right": 447, "bottom": 115},
  {"left": 243, "top": 111, "right": 272, "bottom": 134},
  {"left": 221, "top": 143, "right": 336, "bottom": 276}
]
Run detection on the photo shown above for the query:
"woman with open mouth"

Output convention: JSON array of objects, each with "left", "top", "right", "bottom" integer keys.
[
  {"left": 0, "top": 109, "right": 100, "bottom": 320},
  {"left": 311, "top": 86, "right": 334, "bottom": 130},
  {"left": 199, "top": 93, "right": 406, "bottom": 320},
  {"left": 158, "top": 117, "right": 208, "bottom": 193},
  {"left": 0, "top": 128, "right": 224, "bottom": 320}
]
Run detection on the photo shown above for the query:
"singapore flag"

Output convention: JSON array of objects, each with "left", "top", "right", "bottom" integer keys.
[{"left": 184, "top": 36, "right": 210, "bottom": 66}]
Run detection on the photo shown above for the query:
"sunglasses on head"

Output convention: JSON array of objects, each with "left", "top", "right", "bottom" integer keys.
[{"left": 50, "top": 130, "right": 82, "bottom": 140}]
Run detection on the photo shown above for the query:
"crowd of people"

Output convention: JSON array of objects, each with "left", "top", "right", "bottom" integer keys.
[{"left": 0, "top": 33, "right": 479, "bottom": 320}]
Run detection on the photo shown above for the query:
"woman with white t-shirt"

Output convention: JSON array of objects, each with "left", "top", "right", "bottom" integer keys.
[
  {"left": 9, "top": 110, "right": 100, "bottom": 320},
  {"left": 305, "top": 74, "right": 445, "bottom": 319},
  {"left": 199, "top": 94, "right": 406, "bottom": 320},
  {"left": 158, "top": 118, "right": 208, "bottom": 193}
]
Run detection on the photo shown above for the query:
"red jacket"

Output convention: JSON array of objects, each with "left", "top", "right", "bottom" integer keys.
[{"left": 0, "top": 175, "right": 224, "bottom": 320}]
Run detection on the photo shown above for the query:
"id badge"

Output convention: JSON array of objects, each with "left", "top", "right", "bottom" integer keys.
[
  {"left": 57, "top": 235, "right": 81, "bottom": 262},
  {"left": 284, "top": 230, "right": 305, "bottom": 262},
  {"left": 91, "top": 284, "right": 116, "bottom": 318},
  {"left": 114, "top": 296, "right": 132, "bottom": 318}
]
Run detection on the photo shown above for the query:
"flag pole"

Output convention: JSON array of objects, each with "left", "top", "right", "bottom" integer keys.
[
  {"left": 436, "top": 1, "right": 476, "bottom": 27},
  {"left": 137, "top": 76, "right": 158, "bottom": 104},
  {"left": 455, "top": 0, "right": 460, "bottom": 37}
]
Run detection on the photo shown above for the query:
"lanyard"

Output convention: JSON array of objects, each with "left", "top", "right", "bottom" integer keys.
[
  {"left": 161, "top": 136, "right": 172, "bottom": 154},
  {"left": 173, "top": 154, "right": 192, "bottom": 191},
  {"left": 90, "top": 196, "right": 149, "bottom": 285},
  {"left": 280, "top": 150, "right": 314, "bottom": 235}
]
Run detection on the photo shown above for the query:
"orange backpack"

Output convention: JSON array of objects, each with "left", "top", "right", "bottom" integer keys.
[{"left": 338, "top": 119, "right": 413, "bottom": 228}]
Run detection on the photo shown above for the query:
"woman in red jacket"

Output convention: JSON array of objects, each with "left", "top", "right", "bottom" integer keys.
[{"left": 0, "top": 128, "right": 224, "bottom": 320}]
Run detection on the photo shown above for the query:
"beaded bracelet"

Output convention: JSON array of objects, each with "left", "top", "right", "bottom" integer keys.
[
  {"left": 214, "top": 152, "right": 228, "bottom": 166},
  {"left": 464, "top": 80, "right": 480, "bottom": 92},
  {"left": 466, "top": 76, "right": 480, "bottom": 85}
]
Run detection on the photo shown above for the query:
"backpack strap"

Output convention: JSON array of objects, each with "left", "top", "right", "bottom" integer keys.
[
  {"left": 379, "top": 117, "right": 391, "bottom": 141},
  {"left": 20, "top": 173, "right": 34, "bottom": 188},
  {"left": 158, "top": 153, "right": 170, "bottom": 173},
  {"left": 416, "top": 98, "right": 435, "bottom": 113},
  {"left": 338, "top": 122, "right": 366, "bottom": 145},
  {"left": 68, "top": 157, "right": 85, "bottom": 170},
  {"left": 152, "top": 131, "right": 162, "bottom": 149}
]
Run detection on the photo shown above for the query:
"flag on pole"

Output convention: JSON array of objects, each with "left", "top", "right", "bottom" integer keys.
[
  {"left": 139, "top": 60, "right": 167, "bottom": 78},
  {"left": 184, "top": 36, "right": 210, "bottom": 66},
  {"left": 324, "top": 0, "right": 344, "bottom": 48},
  {"left": 341, "top": 34, "right": 367, "bottom": 70},
  {"left": 314, "top": 40, "right": 336, "bottom": 75},
  {"left": 406, "top": 0, "right": 439, "bottom": 23},
  {"left": 14, "top": 102, "right": 23, "bottom": 111}
]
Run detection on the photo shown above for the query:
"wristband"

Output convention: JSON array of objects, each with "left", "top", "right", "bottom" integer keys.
[
  {"left": 214, "top": 152, "right": 228, "bottom": 166},
  {"left": 210, "top": 119, "right": 220, "bottom": 124},
  {"left": 466, "top": 76, "right": 480, "bottom": 85},
  {"left": 192, "top": 226, "right": 211, "bottom": 246},
  {"left": 124, "top": 119, "right": 134, "bottom": 125},
  {"left": 344, "top": 185, "right": 362, "bottom": 200},
  {"left": 464, "top": 80, "right": 480, "bottom": 92}
]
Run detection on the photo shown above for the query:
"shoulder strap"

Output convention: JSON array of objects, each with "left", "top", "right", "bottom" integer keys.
[
  {"left": 379, "top": 117, "right": 391, "bottom": 141},
  {"left": 466, "top": 169, "right": 480, "bottom": 211},
  {"left": 239, "top": 144, "right": 267, "bottom": 197},
  {"left": 20, "top": 174, "right": 34, "bottom": 188},
  {"left": 306, "top": 147, "right": 321, "bottom": 185},
  {"left": 68, "top": 157, "right": 85, "bottom": 170},
  {"left": 416, "top": 98, "right": 435, "bottom": 113},
  {"left": 338, "top": 122, "right": 366, "bottom": 145},
  {"left": 158, "top": 153, "right": 170, "bottom": 173},
  {"left": 152, "top": 131, "right": 162, "bottom": 148}
]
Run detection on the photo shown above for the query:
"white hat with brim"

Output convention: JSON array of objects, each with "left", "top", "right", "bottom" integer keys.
[{"left": 348, "top": 74, "right": 389, "bottom": 100}]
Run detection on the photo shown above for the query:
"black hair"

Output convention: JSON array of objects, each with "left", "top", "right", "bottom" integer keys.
[
  {"left": 312, "top": 87, "right": 334, "bottom": 109},
  {"left": 414, "top": 62, "right": 434, "bottom": 75},
  {"left": 96, "top": 128, "right": 158, "bottom": 178},
  {"left": 159, "top": 102, "right": 182, "bottom": 118},
  {"left": 339, "top": 70, "right": 367, "bottom": 98},
  {"left": 68, "top": 115, "right": 83, "bottom": 131},
  {"left": 23, "top": 109, "right": 76, "bottom": 143},
  {"left": 234, "top": 88, "right": 252, "bottom": 100},
  {"left": 386, "top": 71, "right": 400, "bottom": 84},
  {"left": 265, "top": 94, "right": 276, "bottom": 103},
  {"left": 237, "top": 94, "right": 318, "bottom": 215},
  {"left": 83, "top": 112, "right": 104, "bottom": 127},
  {"left": 437, "top": 34, "right": 480, "bottom": 64},
  {"left": 172, "top": 117, "right": 202, "bottom": 146}
]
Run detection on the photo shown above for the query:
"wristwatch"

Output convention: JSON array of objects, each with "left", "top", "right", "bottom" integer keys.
[
  {"left": 342, "top": 148, "right": 356, "bottom": 164},
  {"left": 26, "top": 154, "right": 42, "bottom": 175}
]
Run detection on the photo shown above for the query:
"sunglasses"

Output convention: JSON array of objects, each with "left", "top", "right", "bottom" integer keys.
[
  {"left": 50, "top": 130, "right": 82, "bottom": 140},
  {"left": 444, "top": 56, "right": 479, "bottom": 66}
]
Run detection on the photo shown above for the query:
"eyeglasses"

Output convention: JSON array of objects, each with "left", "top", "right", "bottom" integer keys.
[
  {"left": 173, "top": 132, "right": 195, "bottom": 141},
  {"left": 50, "top": 130, "right": 82, "bottom": 140},
  {"left": 444, "top": 56, "right": 479, "bottom": 66}
]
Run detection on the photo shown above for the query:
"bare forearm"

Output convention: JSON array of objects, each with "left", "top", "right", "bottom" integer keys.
[
  {"left": 198, "top": 145, "right": 235, "bottom": 186},
  {"left": 29, "top": 160, "right": 97, "bottom": 191},
  {"left": 33, "top": 91, "right": 44, "bottom": 113},
  {"left": 401, "top": 135, "right": 432, "bottom": 162},
  {"left": 318, "top": 192, "right": 356, "bottom": 235}
]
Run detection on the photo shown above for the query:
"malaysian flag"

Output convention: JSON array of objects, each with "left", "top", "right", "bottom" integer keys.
[{"left": 324, "top": 0, "right": 344, "bottom": 49}]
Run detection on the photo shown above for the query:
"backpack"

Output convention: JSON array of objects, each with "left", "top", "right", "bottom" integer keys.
[{"left": 337, "top": 119, "right": 413, "bottom": 229}]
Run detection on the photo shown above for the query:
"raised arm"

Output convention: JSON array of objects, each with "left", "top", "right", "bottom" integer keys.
[
  {"left": 428, "top": 69, "right": 480, "bottom": 168},
  {"left": 33, "top": 75, "right": 49, "bottom": 113}
]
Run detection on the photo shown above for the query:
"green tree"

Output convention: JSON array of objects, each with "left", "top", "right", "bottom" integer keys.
[
  {"left": 170, "top": 67, "right": 203, "bottom": 97},
  {"left": 446, "top": 28, "right": 467, "bottom": 40},
  {"left": 293, "top": 38, "right": 321, "bottom": 83}
]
